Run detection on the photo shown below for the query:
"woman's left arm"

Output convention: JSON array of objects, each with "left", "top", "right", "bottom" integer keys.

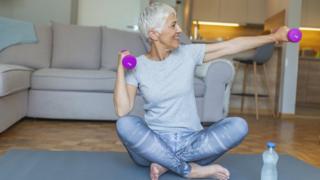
[{"left": 203, "top": 26, "right": 289, "bottom": 63}]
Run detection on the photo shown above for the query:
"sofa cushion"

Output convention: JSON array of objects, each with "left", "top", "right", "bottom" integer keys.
[
  {"left": 0, "top": 25, "right": 52, "bottom": 69},
  {"left": 0, "top": 64, "right": 32, "bottom": 97},
  {"left": 101, "top": 27, "right": 146, "bottom": 70},
  {"left": 31, "top": 68, "right": 115, "bottom": 92},
  {"left": 31, "top": 68, "right": 205, "bottom": 96},
  {"left": 194, "top": 77, "right": 205, "bottom": 97},
  {"left": 51, "top": 22, "right": 101, "bottom": 69}
]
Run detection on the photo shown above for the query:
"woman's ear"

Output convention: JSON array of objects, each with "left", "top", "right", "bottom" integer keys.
[{"left": 148, "top": 29, "right": 160, "bottom": 41}]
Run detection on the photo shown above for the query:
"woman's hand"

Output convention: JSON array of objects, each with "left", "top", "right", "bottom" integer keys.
[
  {"left": 271, "top": 26, "right": 290, "bottom": 43},
  {"left": 114, "top": 50, "right": 137, "bottom": 117},
  {"left": 117, "top": 50, "right": 131, "bottom": 69}
]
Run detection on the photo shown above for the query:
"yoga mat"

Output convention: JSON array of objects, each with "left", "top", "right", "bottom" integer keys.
[{"left": 0, "top": 149, "right": 319, "bottom": 180}]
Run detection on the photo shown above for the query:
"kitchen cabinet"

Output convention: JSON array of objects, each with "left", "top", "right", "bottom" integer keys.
[
  {"left": 296, "top": 60, "right": 309, "bottom": 104},
  {"left": 192, "top": 0, "right": 265, "bottom": 24},
  {"left": 247, "top": 0, "right": 265, "bottom": 24},
  {"left": 301, "top": 0, "right": 320, "bottom": 27},
  {"left": 193, "top": 0, "right": 220, "bottom": 22},
  {"left": 296, "top": 58, "right": 320, "bottom": 104},
  {"left": 219, "top": 0, "right": 247, "bottom": 23}
]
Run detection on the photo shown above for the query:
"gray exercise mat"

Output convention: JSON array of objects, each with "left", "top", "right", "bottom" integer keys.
[{"left": 0, "top": 149, "right": 319, "bottom": 180}]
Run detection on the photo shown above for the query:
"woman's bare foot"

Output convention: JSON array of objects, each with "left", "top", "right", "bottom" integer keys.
[
  {"left": 150, "top": 163, "right": 168, "bottom": 180},
  {"left": 187, "top": 162, "right": 230, "bottom": 180}
]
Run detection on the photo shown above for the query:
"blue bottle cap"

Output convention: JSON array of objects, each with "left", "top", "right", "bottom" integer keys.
[{"left": 267, "top": 141, "right": 276, "bottom": 148}]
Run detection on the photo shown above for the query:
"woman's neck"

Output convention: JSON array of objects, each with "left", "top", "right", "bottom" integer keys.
[{"left": 147, "top": 43, "right": 171, "bottom": 61}]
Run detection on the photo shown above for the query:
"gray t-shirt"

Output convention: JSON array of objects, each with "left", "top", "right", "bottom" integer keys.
[{"left": 125, "top": 44, "right": 206, "bottom": 133}]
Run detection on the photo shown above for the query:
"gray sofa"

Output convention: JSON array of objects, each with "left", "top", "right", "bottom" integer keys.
[{"left": 0, "top": 22, "right": 235, "bottom": 133}]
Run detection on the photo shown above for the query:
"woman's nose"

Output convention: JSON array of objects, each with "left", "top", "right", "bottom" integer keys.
[{"left": 176, "top": 24, "right": 182, "bottom": 33}]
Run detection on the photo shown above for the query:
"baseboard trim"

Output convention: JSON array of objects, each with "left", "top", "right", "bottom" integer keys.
[
  {"left": 229, "top": 108, "right": 273, "bottom": 116},
  {"left": 230, "top": 108, "right": 320, "bottom": 120},
  {"left": 280, "top": 113, "right": 320, "bottom": 120}
]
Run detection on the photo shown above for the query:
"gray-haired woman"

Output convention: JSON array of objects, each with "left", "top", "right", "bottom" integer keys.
[{"left": 114, "top": 2, "right": 289, "bottom": 180}]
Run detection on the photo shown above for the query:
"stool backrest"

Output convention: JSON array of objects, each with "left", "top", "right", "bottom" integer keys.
[{"left": 253, "top": 43, "right": 274, "bottom": 64}]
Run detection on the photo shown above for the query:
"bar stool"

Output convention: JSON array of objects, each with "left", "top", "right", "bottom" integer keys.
[{"left": 233, "top": 43, "right": 275, "bottom": 120}]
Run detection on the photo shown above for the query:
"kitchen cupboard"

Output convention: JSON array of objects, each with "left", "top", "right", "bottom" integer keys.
[
  {"left": 301, "top": 0, "right": 320, "bottom": 27},
  {"left": 219, "top": 0, "right": 247, "bottom": 23},
  {"left": 193, "top": 0, "right": 220, "bottom": 22},
  {"left": 296, "top": 58, "right": 320, "bottom": 104},
  {"left": 192, "top": 0, "right": 265, "bottom": 24},
  {"left": 247, "top": 0, "right": 265, "bottom": 24}
]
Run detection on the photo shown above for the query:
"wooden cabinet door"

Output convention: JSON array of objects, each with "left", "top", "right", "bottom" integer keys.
[
  {"left": 301, "top": 0, "right": 308, "bottom": 26},
  {"left": 193, "top": 0, "right": 267, "bottom": 24},
  {"left": 296, "top": 60, "right": 309, "bottom": 104},
  {"left": 306, "top": 0, "right": 320, "bottom": 27},
  {"left": 247, "top": 0, "right": 265, "bottom": 24},
  {"left": 306, "top": 60, "right": 320, "bottom": 103},
  {"left": 301, "top": 0, "right": 320, "bottom": 27},
  {"left": 219, "top": 0, "right": 247, "bottom": 23},
  {"left": 193, "top": 0, "right": 220, "bottom": 22}
]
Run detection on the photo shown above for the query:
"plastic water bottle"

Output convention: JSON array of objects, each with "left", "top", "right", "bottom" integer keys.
[{"left": 261, "top": 142, "right": 279, "bottom": 180}]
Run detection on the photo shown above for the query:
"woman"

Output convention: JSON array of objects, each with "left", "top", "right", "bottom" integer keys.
[{"left": 114, "top": 2, "right": 288, "bottom": 180}]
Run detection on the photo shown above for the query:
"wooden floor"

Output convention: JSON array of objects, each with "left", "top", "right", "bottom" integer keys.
[{"left": 0, "top": 115, "right": 319, "bottom": 168}]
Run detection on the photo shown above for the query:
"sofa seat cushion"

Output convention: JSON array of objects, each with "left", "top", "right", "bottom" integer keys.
[
  {"left": 0, "top": 64, "right": 32, "bottom": 97},
  {"left": 31, "top": 68, "right": 206, "bottom": 96},
  {"left": 31, "top": 68, "right": 115, "bottom": 92},
  {"left": 194, "top": 77, "right": 205, "bottom": 97}
]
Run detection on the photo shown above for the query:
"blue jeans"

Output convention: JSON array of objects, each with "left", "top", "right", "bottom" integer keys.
[{"left": 116, "top": 115, "right": 248, "bottom": 177}]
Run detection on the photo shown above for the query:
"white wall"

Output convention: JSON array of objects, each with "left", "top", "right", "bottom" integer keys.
[
  {"left": 0, "top": 0, "right": 74, "bottom": 25},
  {"left": 78, "top": 0, "right": 146, "bottom": 31},
  {"left": 77, "top": 0, "right": 181, "bottom": 31}
]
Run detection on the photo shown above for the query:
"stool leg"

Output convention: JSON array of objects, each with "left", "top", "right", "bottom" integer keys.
[
  {"left": 262, "top": 64, "right": 275, "bottom": 118},
  {"left": 241, "top": 64, "right": 248, "bottom": 113},
  {"left": 253, "top": 62, "right": 259, "bottom": 120}
]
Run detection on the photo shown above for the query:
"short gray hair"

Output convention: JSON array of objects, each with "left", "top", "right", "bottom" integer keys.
[{"left": 138, "top": 2, "right": 176, "bottom": 39}]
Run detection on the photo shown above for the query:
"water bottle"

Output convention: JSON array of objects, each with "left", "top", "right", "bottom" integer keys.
[{"left": 261, "top": 142, "right": 279, "bottom": 180}]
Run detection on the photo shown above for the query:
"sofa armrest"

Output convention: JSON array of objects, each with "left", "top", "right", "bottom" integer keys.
[
  {"left": 199, "top": 59, "right": 235, "bottom": 122},
  {"left": 0, "top": 63, "right": 33, "bottom": 97}
]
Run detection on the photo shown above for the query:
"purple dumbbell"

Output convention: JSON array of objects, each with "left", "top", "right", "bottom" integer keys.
[
  {"left": 287, "top": 28, "right": 302, "bottom": 43},
  {"left": 121, "top": 50, "right": 137, "bottom": 70}
]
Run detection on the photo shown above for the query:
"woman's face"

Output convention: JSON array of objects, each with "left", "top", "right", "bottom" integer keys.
[{"left": 157, "top": 13, "right": 182, "bottom": 50}]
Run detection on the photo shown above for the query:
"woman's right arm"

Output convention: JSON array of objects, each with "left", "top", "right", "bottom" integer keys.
[{"left": 113, "top": 51, "right": 137, "bottom": 117}]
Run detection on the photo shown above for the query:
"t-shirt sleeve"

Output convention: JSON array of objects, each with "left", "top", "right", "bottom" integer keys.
[
  {"left": 125, "top": 70, "right": 138, "bottom": 87},
  {"left": 183, "top": 44, "right": 206, "bottom": 65}
]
